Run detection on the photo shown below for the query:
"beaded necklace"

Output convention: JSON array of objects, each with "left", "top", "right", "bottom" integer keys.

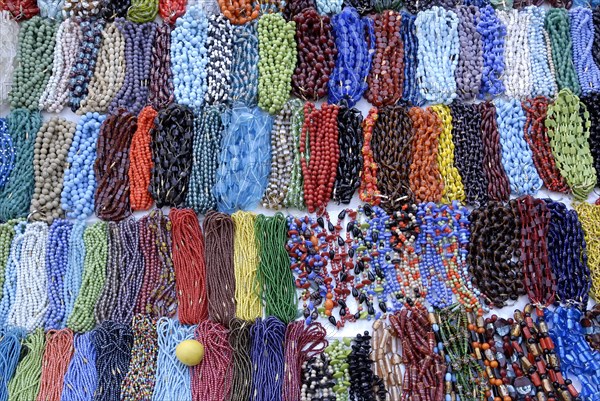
[
  {"left": 231, "top": 212, "right": 261, "bottom": 321},
  {"left": 415, "top": 6, "right": 459, "bottom": 104},
  {"left": 284, "top": 101, "right": 306, "bottom": 210},
  {"left": 0, "top": 11, "right": 18, "bottom": 105},
  {"left": 455, "top": 5, "right": 483, "bottom": 101},
  {"left": 347, "top": 332, "right": 385, "bottom": 401},
  {"left": 192, "top": 321, "right": 233, "bottom": 401},
  {"left": 497, "top": 9, "right": 532, "bottom": 99},
  {"left": 30, "top": 118, "right": 76, "bottom": 224},
  {"left": 480, "top": 101, "right": 510, "bottom": 202},
  {"left": 300, "top": 353, "right": 335, "bottom": 401},
  {"left": 324, "top": 339, "right": 351, "bottom": 401},
  {"left": 343, "top": 0, "right": 371, "bottom": 15},
  {"left": 205, "top": 14, "right": 233, "bottom": 105},
  {"left": 66, "top": 222, "right": 107, "bottom": 333},
  {"left": 573, "top": 202, "right": 600, "bottom": 301},
  {"left": 0, "top": 221, "right": 25, "bottom": 326},
  {"left": 570, "top": 7, "right": 600, "bottom": 96},
  {"left": 135, "top": 214, "right": 160, "bottom": 314},
  {"left": 292, "top": 8, "right": 336, "bottom": 102},
  {"left": 546, "top": 9, "right": 581, "bottom": 95},
  {"left": 44, "top": 219, "right": 72, "bottom": 331},
  {"left": 0, "top": 120, "right": 12, "bottom": 191},
  {"left": 257, "top": 13, "right": 296, "bottom": 114},
  {"left": 315, "top": 0, "right": 341, "bottom": 14},
  {"left": 63, "top": 221, "right": 84, "bottom": 325},
  {"left": 214, "top": 105, "right": 273, "bottom": 213},
  {"left": 61, "top": 112, "right": 105, "bottom": 220},
  {"left": 120, "top": 315, "right": 158, "bottom": 401},
  {"left": 63, "top": 0, "right": 104, "bottom": 17},
  {"left": 329, "top": 7, "right": 374, "bottom": 108},
  {"left": 94, "top": 110, "right": 136, "bottom": 221},
  {"left": 127, "top": 0, "right": 157, "bottom": 22},
  {"left": 2, "top": 0, "right": 39, "bottom": 20},
  {"left": 159, "top": 0, "right": 186, "bottom": 24},
  {"left": 358, "top": 108, "right": 380, "bottom": 206},
  {"left": 186, "top": 104, "right": 224, "bottom": 214},
  {"left": 9, "top": 17, "right": 58, "bottom": 110},
  {"left": 495, "top": 98, "right": 542, "bottom": 196},
  {"left": 370, "top": 320, "right": 401, "bottom": 401},
  {"left": 103, "top": 0, "right": 131, "bottom": 19},
  {"left": 37, "top": 329, "right": 74, "bottom": 401},
  {"left": 525, "top": 6, "right": 556, "bottom": 98},
  {"left": 546, "top": 89, "right": 596, "bottom": 201},
  {"left": 300, "top": 102, "right": 339, "bottom": 214},
  {"left": 77, "top": 22, "right": 125, "bottom": 114},
  {"left": 408, "top": 107, "right": 442, "bottom": 203},
  {"left": 93, "top": 321, "right": 133, "bottom": 401},
  {"left": 171, "top": 6, "right": 208, "bottom": 110},
  {"left": 114, "top": 218, "right": 144, "bottom": 325},
  {"left": 399, "top": 12, "right": 422, "bottom": 106},
  {"left": 218, "top": 0, "right": 258, "bottom": 23},
  {"left": 68, "top": 18, "right": 105, "bottom": 112},
  {"left": 148, "top": 22, "right": 173, "bottom": 110},
  {"left": 585, "top": 93, "right": 600, "bottom": 192},
  {"left": 230, "top": 22, "right": 259, "bottom": 106},
  {"left": 94, "top": 222, "right": 123, "bottom": 325},
  {"left": 365, "top": 11, "right": 403, "bottom": 107},
  {"left": 0, "top": 221, "right": 16, "bottom": 302},
  {"left": 334, "top": 106, "right": 363, "bottom": 205},
  {"left": 477, "top": 5, "right": 506, "bottom": 98},
  {"left": 39, "top": 18, "right": 81, "bottom": 113},
  {"left": 432, "top": 105, "right": 465, "bottom": 203},
  {"left": 249, "top": 318, "right": 284, "bottom": 401},
  {"left": 129, "top": 106, "right": 157, "bottom": 212},
  {"left": 522, "top": 97, "right": 569, "bottom": 193}
]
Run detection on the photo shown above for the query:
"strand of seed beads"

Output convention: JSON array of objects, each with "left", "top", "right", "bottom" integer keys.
[
  {"left": 94, "top": 222, "right": 123, "bottom": 325},
  {"left": 0, "top": 11, "right": 18, "bottom": 105},
  {"left": 230, "top": 22, "right": 259, "bottom": 106},
  {"left": 365, "top": 11, "right": 403, "bottom": 107},
  {"left": 570, "top": 7, "right": 600, "bottom": 96},
  {"left": 135, "top": 215, "right": 160, "bottom": 315},
  {"left": 300, "top": 103, "right": 339, "bottom": 214},
  {"left": 480, "top": 101, "right": 510, "bottom": 202},
  {"left": 204, "top": 14, "right": 232, "bottom": 105},
  {"left": 526, "top": 6, "right": 556, "bottom": 98},
  {"left": 186, "top": 105, "right": 225, "bottom": 214},
  {"left": 148, "top": 22, "right": 173, "bottom": 110},
  {"left": 400, "top": 12, "right": 423, "bottom": 106},
  {"left": 63, "top": 221, "right": 84, "bottom": 326},
  {"left": 120, "top": 315, "right": 158, "bottom": 401},
  {"left": 546, "top": 8, "right": 581, "bottom": 95},
  {"left": 39, "top": 18, "right": 81, "bottom": 113},
  {"left": 495, "top": 98, "right": 542, "bottom": 196},
  {"left": 477, "top": 5, "right": 506, "bottom": 98},
  {"left": 129, "top": 106, "right": 158, "bottom": 212},
  {"left": 77, "top": 22, "right": 126, "bottom": 114},
  {"left": 9, "top": 17, "right": 58, "bottom": 110},
  {"left": 455, "top": 5, "right": 483, "bottom": 101},
  {"left": 159, "top": 0, "right": 186, "bottom": 24},
  {"left": 61, "top": 113, "right": 105, "bottom": 220},
  {"left": 0, "top": 221, "right": 25, "bottom": 326},
  {"left": 358, "top": 108, "right": 380, "bottom": 206},
  {"left": 329, "top": 7, "right": 374, "bottom": 108},
  {"left": 0, "top": 120, "right": 12, "bottom": 190},
  {"left": 171, "top": 6, "right": 208, "bottom": 110},
  {"left": 333, "top": 105, "right": 363, "bottom": 205},
  {"left": 497, "top": 9, "right": 532, "bottom": 99},
  {"left": 109, "top": 20, "right": 157, "bottom": 115},
  {"left": 44, "top": 220, "right": 72, "bottom": 331},
  {"left": 30, "top": 118, "right": 76, "bottom": 224},
  {"left": 262, "top": 101, "right": 295, "bottom": 210},
  {"left": 258, "top": 13, "right": 296, "bottom": 114},
  {"left": 8, "top": 222, "right": 49, "bottom": 332},
  {"left": 284, "top": 100, "right": 306, "bottom": 209},
  {"left": 292, "top": 8, "right": 336, "bottom": 102},
  {"left": 67, "top": 18, "right": 105, "bottom": 112},
  {"left": 415, "top": 6, "right": 459, "bottom": 104},
  {"left": 0, "top": 221, "right": 17, "bottom": 303},
  {"left": 546, "top": 89, "right": 596, "bottom": 201}
]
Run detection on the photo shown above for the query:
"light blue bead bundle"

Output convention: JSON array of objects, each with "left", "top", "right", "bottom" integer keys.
[
  {"left": 152, "top": 318, "right": 194, "bottom": 401},
  {"left": 329, "top": 7, "right": 375, "bottom": 108},
  {"left": 230, "top": 22, "right": 259, "bottom": 107},
  {"left": 497, "top": 9, "right": 532, "bottom": 99},
  {"left": 495, "top": 98, "right": 542, "bottom": 196},
  {"left": 61, "top": 332, "right": 97, "bottom": 401},
  {"left": 315, "top": 0, "right": 342, "bottom": 16},
  {"left": 171, "top": 5, "right": 209, "bottom": 110},
  {"left": 400, "top": 11, "right": 424, "bottom": 106},
  {"left": 37, "top": 0, "right": 64, "bottom": 19},
  {"left": 61, "top": 112, "right": 106, "bottom": 220},
  {"left": 214, "top": 104, "right": 273, "bottom": 214},
  {"left": 570, "top": 7, "right": 600, "bottom": 96},
  {"left": 0, "top": 326, "right": 25, "bottom": 401},
  {"left": 0, "top": 221, "right": 25, "bottom": 326},
  {"left": 0, "top": 119, "right": 13, "bottom": 190},
  {"left": 64, "top": 221, "right": 85, "bottom": 325},
  {"left": 415, "top": 6, "right": 460, "bottom": 104},
  {"left": 525, "top": 6, "right": 556, "bottom": 98},
  {"left": 44, "top": 219, "right": 72, "bottom": 331},
  {"left": 477, "top": 5, "right": 506, "bottom": 98}
]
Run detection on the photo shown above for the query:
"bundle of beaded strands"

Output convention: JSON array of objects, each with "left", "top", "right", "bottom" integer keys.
[
  {"left": 479, "top": 101, "right": 510, "bottom": 201},
  {"left": 454, "top": 5, "right": 483, "bottom": 101},
  {"left": 129, "top": 106, "right": 158, "bottom": 212},
  {"left": 409, "top": 106, "right": 442, "bottom": 203},
  {"left": 205, "top": 14, "right": 233, "bottom": 106},
  {"left": 333, "top": 106, "right": 363, "bottom": 205},
  {"left": 230, "top": 22, "right": 259, "bottom": 106},
  {"left": 148, "top": 22, "right": 174, "bottom": 110},
  {"left": 546, "top": 8, "right": 581, "bottom": 95},
  {"left": 0, "top": 11, "right": 18, "bottom": 105}
]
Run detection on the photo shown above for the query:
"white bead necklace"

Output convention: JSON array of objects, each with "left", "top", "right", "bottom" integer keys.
[
  {"left": 497, "top": 9, "right": 533, "bottom": 99},
  {"left": 0, "top": 11, "right": 19, "bottom": 104}
]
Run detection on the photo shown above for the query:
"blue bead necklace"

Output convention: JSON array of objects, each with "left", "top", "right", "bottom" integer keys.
[
  {"left": 230, "top": 22, "right": 259, "bottom": 107},
  {"left": 44, "top": 219, "right": 72, "bottom": 330},
  {"left": 400, "top": 11, "right": 424, "bottom": 106},
  {"left": 0, "top": 119, "right": 14, "bottom": 190},
  {"left": 477, "top": 5, "right": 506, "bottom": 98},
  {"left": 570, "top": 7, "right": 600, "bottom": 96},
  {"left": 328, "top": 7, "right": 374, "bottom": 108},
  {"left": 64, "top": 221, "right": 85, "bottom": 326},
  {"left": 526, "top": 6, "right": 556, "bottom": 98}
]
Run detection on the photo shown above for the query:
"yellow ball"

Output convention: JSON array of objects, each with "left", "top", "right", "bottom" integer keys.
[{"left": 175, "top": 340, "right": 205, "bottom": 366}]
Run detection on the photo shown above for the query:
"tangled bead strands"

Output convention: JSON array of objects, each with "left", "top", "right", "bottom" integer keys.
[
  {"left": 570, "top": 7, "right": 600, "bottom": 96},
  {"left": 283, "top": 100, "right": 306, "bottom": 210},
  {"left": 61, "top": 332, "right": 96, "bottom": 401},
  {"left": 480, "top": 101, "right": 510, "bottom": 202},
  {"left": 0, "top": 12, "right": 18, "bottom": 105},
  {"left": 329, "top": 7, "right": 374, "bottom": 108},
  {"left": 415, "top": 7, "right": 459, "bottom": 105},
  {"left": 39, "top": 18, "right": 82, "bottom": 113},
  {"left": 574, "top": 202, "right": 600, "bottom": 301},
  {"left": 0, "top": 326, "right": 24, "bottom": 401},
  {"left": 230, "top": 22, "right": 259, "bottom": 107},
  {"left": 455, "top": 5, "right": 483, "bottom": 101},
  {"left": 228, "top": 319, "right": 253, "bottom": 401},
  {"left": 30, "top": 118, "right": 76, "bottom": 224},
  {"left": 8, "top": 17, "right": 58, "bottom": 110},
  {"left": 409, "top": 107, "right": 442, "bottom": 203},
  {"left": 214, "top": 105, "right": 273, "bottom": 213},
  {"left": 495, "top": 98, "right": 542, "bottom": 196},
  {"left": 129, "top": 106, "right": 157, "bottom": 212},
  {"left": 365, "top": 11, "right": 403, "bottom": 107},
  {"left": 92, "top": 321, "right": 133, "bottom": 401},
  {"left": 205, "top": 14, "right": 233, "bottom": 105},
  {"left": 36, "top": 329, "right": 74, "bottom": 401},
  {"left": 148, "top": 23, "right": 174, "bottom": 110},
  {"left": 249, "top": 318, "right": 286, "bottom": 401},
  {"left": 258, "top": 13, "right": 297, "bottom": 114},
  {"left": 334, "top": 106, "right": 363, "bottom": 205},
  {"left": 477, "top": 5, "right": 506, "bottom": 99},
  {"left": 497, "top": 9, "right": 532, "bottom": 99},
  {"left": 526, "top": 6, "right": 556, "bottom": 98},
  {"left": 546, "top": 89, "right": 596, "bottom": 201},
  {"left": 6, "top": 329, "right": 44, "bottom": 401},
  {"left": 127, "top": 0, "right": 158, "bottom": 22},
  {"left": 61, "top": 113, "right": 106, "bottom": 220},
  {"left": 546, "top": 8, "right": 581, "bottom": 96},
  {"left": 170, "top": 6, "right": 208, "bottom": 110},
  {"left": 149, "top": 104, "right": 194, "bottom": 208},
  {"left": 77, "top": 22, "right": 126, "bottom": 115}
]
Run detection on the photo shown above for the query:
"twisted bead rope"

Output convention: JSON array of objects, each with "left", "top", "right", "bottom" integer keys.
[
  {"left": 0, "top": 12, "right": 19, "bottom": 105},
  {"left": 205, "top": 14, "right": 233, "bottom": 105},
  {"left": 570, "top": 7, "right": 600, "bottom": 96},
  {"left": 250, "top": 317, "right": 285, "bottom": 401},
  {"left": 0, "top": 222, "right": 25, "bottom": 326},
  {"left": 7, "top": 329, "right": 44, "bottom": 401},
  {"left": 45, "top": 219, "right": 72, "bottom": 330},
  {"left": 455, "top": 5, "right": 483, "bottom": 101},
  {"left": 127, "top": 0, "right": 158, "bottom": 22},
  {"left": 36, "top": 329, "right": 74, "bottom": 401},
  {"left": 228, "top": 319, "right": 252, "bottom": 401},
  {"left": 67, "top": 222, "right": 107, "bottom": 333},
  {"left": 497, "top": 9, "right": 532, "bottom": 99},
  {"left": 61, "top": 332, "right": 97, "bottom": 401},
  {"left": 0, "top": 327, "right": 24, "bottom": 401},
  {"left": 231, "top": 211, "right": 261, "bottom": 321},
  {"left": 546, "top": 8, "right": 581, "bottom": 95},
  {"left": 525, "top": 6, "right": 556, "bottom": 98},
  {"left": 0, "top": 110, "right": 42, "bottom": 222},
  {"left": 120, "top": 315, "right": 158, "bottom": 401},
  {"left": 92, "top": 321, "right": 133, "bottom": 401},
  {"left": 64, "top": 221, "right": 85, "bottom": 325},
  {"left": 152, "top": 318, "right": 193, "bottom": 401},
  {"left": 409, "top": 107, "right": 443, "bottom": 203},
  {"left": 8, "top": 222, "right": 48, "bottom": 332},
  {"left": 358, "top": 108, "right": 380, "bottom": 206}
]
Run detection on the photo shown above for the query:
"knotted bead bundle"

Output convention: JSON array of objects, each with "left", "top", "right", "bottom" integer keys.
[
  {"left": 30, "top": 117, "right": 76, "bottom": 223},
  {"left": 415, "top": 7, "right": 459, "bottom": 104},
  {"left": 570, "top": 7, "right": 600, "bottom": 96},
  {"left": 214, "top": 105, "right": 273, "bottom": 213},
  {"left": 477, "top": 5, "right": 506, "bottom": 98},
  {"left": 205, "top": 14, "right": 233, "bottom": 105},
  {"left": 129, "top": 106, "right": 157, "bottom": 212},
  {"left": 0, "top": 11, "right": 18, "bottom": 105},
  {"left": 526, "top": 6, "right": 556, "bottom": 98},
  {"left": 230, "top": 22, "right": 259, "bottom": 106},
  {"left": 148, "top": 22, "right": 174, "bottom": 110},
  {"left": 498, "top": 9, "right": 532, "bottom": 99},
  {"left": 546, "top": 8, "right": 581, "bottom": 95},
  {"left": 455, "top": 5, "right": 483, "bottom": 101},
  {"left": 257, "top": 13, "right": 296, "bottom": 114},
  {"left": 94, "top": 111, "right": 136, "bottom": 221},
  {"left": 149, "top": 104, "right": 194, "bottom": 208},
  {"left": 409, "top": 107, "right": 442, "bottom": 203},
  {"left": 333, "top": 106, "right": 363, "bottom": 204},
  {"left": 9, "top": 17, "right": 58, "bottom": 110},
  {"left": 292, "top": 8, "right": 336, "bottom": 101},
  {"left": 480, "top": 101, "right": 510, "bottom": 202},
  {"left": 365, "top": 11, "right": 402, "bottom": 107},
  {"left": 44, "top": 220, "right": 72, "bottom": 331}
]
